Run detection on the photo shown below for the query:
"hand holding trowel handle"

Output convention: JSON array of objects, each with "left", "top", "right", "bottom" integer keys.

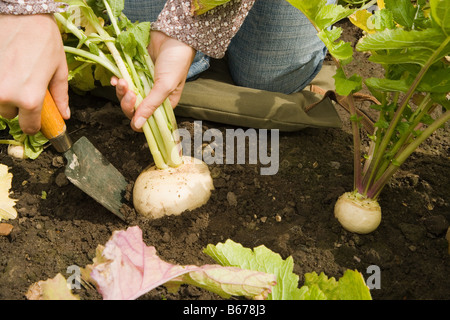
[
  {"left": 40, "top": 90, "right": 128, "bottom": 220},
  {"left": 40, "top": 90, "right": 72, "bottom": 153}
]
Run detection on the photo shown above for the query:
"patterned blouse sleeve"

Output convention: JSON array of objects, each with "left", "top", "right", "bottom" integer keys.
[
  {"left": 151, "top": 0, "right": 255, "bottom": 59},
  {"left": 0, "top": 0, "right": 67, "bottom": 15}
]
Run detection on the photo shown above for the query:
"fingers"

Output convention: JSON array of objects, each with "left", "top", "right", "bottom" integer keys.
[
  {"left": 111, "top": 76, "right": 127, "bottom": 100},
  {"left": 111, "top": 77, "right": 175, "bottom": 132},
  {"left": 111, "top": 77, "right": 136, "bottom": 121},
  {"left": 0, "top": 85, "right": 45, "bottom": 135},
  {"left": 0, "top": 104, "right": 18, "bottom": 120},
  {"left": 17, "top": 98, "right": 43, "bottom": 135},
  {"left": 49, "top": 58, "right": 70, "bottom": 120},
  {"left": 132, "top": 81, "right": 170, "bottom": 131},
  {"left": 0, "top": 15, "right": 70, "bottom": 135},
  {"left": 112, "top": 31, "right": 195, "bottom": 133}
]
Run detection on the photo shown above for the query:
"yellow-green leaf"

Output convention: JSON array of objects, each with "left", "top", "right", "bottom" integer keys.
[
  {"left": 191, "top": 0, "right": 232, "bottom": 15},
  {"left": 26, "top": 273, "right": 80, "bottom": 300},
  {"left": 0, "top": 164, "right": 17, "bottom": 221},
  {"left": 350, "top": 10, "right": 376, "bottom": 34}
]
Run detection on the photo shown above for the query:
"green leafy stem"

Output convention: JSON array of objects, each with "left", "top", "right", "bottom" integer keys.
[
  {"left": 56, "top": 0, "right": 183, "bottom": 169},
  {"left": 287, "top": 0, "right": 450, "bottom": 200}
]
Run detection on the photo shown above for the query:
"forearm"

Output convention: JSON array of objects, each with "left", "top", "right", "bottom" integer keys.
[
  {"left": 152, "top": 0, "right": 255, "bottom": 59},
  {"left": 0, "top": 0, "right": 67, "bottom": 15}
]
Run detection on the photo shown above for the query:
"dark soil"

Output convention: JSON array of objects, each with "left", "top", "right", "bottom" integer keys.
[{"left": 1, "top": 21, "right": 449, "bottom": 300}]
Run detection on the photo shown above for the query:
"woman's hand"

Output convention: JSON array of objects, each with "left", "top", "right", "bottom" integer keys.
[
  {"left": 0, "top": 14, "right": 69, "bottom": 134},
  {"left": 112, "top": 30, "right": 195, "bottom": 132}
]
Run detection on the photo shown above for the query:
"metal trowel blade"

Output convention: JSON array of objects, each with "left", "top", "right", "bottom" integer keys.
[{"left": 63, "top": 136, "right": 128, "bottom": 220}]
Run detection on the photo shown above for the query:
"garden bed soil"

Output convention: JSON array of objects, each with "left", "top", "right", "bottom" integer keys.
[{"left": 1, "top": 21, "right": 449, "bottom": 300}]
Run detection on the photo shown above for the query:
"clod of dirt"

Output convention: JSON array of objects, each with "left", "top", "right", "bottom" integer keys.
[{"left": 423, "top": 215, "right": 449, "bottom": 237}]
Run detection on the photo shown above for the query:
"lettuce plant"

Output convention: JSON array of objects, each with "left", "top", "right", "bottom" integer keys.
[
  {"left": 0, "top": 116, "right": 48, "bottom": 159},
  {"left": 205, "top": 239, "right": 372, "bottom": 300},
  {"left": 287, "top": 0, "right": 449, "bottom": 233},
  {"left": 26, "top": 226, "right": 277, "bottom": 300},
  {"left": 26, "top": 226, "right": 370, "bottom": 300}
]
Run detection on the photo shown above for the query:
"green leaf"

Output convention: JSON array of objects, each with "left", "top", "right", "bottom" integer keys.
[
  {"left": 191, "top": 0, "right": 232, "bottom": 15},
  {"left": 357, "top": 27, "right": 448, "bottom": 53},
  {"left": 117, "top": 21, "right": 151, "bottom": 59},
  {"left": 365, "top": 77, "right": 410, "bottom": 93},
  {"left": 384, "top": 0, "right": 416, "bottom": 29},
  {"left": 371, "top": 8, "right": 396, "bottom": 31},
  {"left": 431, "top": 93, "right": 450, "bottom": 111},
  {"left": 105, "top": 0, "right": 124, "bottom": 18},
  {"left": 333, "top": 67, "right": 362, "bottom": 96},
  {"left": 287, "top": 0, "right": 353, "bottom": 29},
  {"left": 286, "top": 0, "right": 326, "bottom": 22},
  {"left": 430, "top": 0, "right": 450, "bottom": 34},
  {"left": 94, "top": 64, "right": 114, "bottom": 87},
  {"left": 368, "top": 49, "right": 432, "bottom": 67},
  {"left": 297, "top": 284, "right": 327, "bottom": 300},
  {"left": 24, "top": 132, "right": 49, "bottom": 159},
  {"left": 0, "top": 117, "right": 7, "bottom": 131},
  {"left": 318, "top": 28, "right": 354, "bottom": 64},
  {"left": 68, "top": 61, "right": 96, "bottom": 92},
  {"left": 338, "top": 270, "right": 372, "bottom": 300},
  {"left": 88, "top": 42, "right": 100, "bottom": 56},
  {"left": 418, "top": 66, "right": 450, "bottom": 93},
  {"left": 374, "top": 119, "right": 389, "bottom": 129},
  {"left": 314, "top": 3, "right": 354, "bottom": 30},
  {"left": 396, "top": 121, "right": 410, "bottom": 135},
  {"left": 204, "top": 240, "right": 303, "bottom": 300},
  {"left": 204, "top": 240, "right": 372, "bottom": 300},
  {"left": 366, "top": 63, "right": 450, "bottom": 94},
  {"left": 0, "top": 116, "right": 48, "bottom": 159},
  {"left": 286, "top": 0, "right": 354, "bottom": 64},
  {"left": 303, "top": 272, "right": 339, "bottom": 299}
]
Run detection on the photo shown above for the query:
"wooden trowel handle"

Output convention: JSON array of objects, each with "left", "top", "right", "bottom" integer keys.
[
  {"left": 40, "top": 90, "right": 66, "bottom": 139},
  {"left": 41, "top": 90, "right": 72, "bottom": 153}
]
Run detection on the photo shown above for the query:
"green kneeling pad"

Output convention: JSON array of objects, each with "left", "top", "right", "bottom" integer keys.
[
  {"left": 92, "top": 58, "right": 341, "bottom": 132},
  {"left": 177, "top": 59, "right": 340, "bottom": 132}
]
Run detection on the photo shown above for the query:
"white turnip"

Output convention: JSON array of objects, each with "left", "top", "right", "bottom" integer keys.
[
  {"left": 133, "top": 156, "right": 214, "bottom": 219},
  {"left": 334, "top": 192, "right": 381, "bottom": 234},
  {"left": 56, "top": 3, "right": 215, "bottom": 218},
  {"left": 7, "top": 144, "right": 27, "bottom": 160}
]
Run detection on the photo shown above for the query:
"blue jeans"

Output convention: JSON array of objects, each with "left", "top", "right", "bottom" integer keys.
[{"left": 124, "top": 0, "right": 328, "bottom": 94}]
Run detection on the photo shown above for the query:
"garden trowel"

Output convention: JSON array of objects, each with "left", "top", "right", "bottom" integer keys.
[{"left": 40, "top": 90, "right": 128, "bottom": 220}]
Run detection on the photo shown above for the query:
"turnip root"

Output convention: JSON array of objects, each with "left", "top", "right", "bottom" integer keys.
[
  {"left": 133, "top": 156, "right": 214, "bottom": 219},
  {"left": 334, "top": 192, "right": 381, "bottom": 234},
  {"left": 7, "top": 144, "right": 27, "bottom": 160}
]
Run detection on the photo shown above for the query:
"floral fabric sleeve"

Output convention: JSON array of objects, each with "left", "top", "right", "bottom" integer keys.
[
  {"left": 152, "top": 0, "right": 255, "bottom": 59},
  {"left": 0, "top": 0, "right": 67, "bottom": 15}
]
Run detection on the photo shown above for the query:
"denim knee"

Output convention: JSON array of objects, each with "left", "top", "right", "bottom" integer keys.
[
  {"left": 228, "top": 46, "right": 327, "bottom": 94},
  {"left": 227, "top": 0, "right": 329, "bottom": 94},
  {"left": 123, "top": 0, "right": 166, "bottom": 22}
]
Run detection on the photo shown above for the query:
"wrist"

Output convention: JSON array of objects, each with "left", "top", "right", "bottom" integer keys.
[{"left": 0, "top": 0, "right": 67, "bottom": 15}]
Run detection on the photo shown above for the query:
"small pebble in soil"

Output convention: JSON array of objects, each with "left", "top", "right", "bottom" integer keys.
[
  {"left": 0, "top": 223, "right": 13, "bottom": 236},
  {"left": 329, "top": 161, "right": 341, "bottom": 170}
]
